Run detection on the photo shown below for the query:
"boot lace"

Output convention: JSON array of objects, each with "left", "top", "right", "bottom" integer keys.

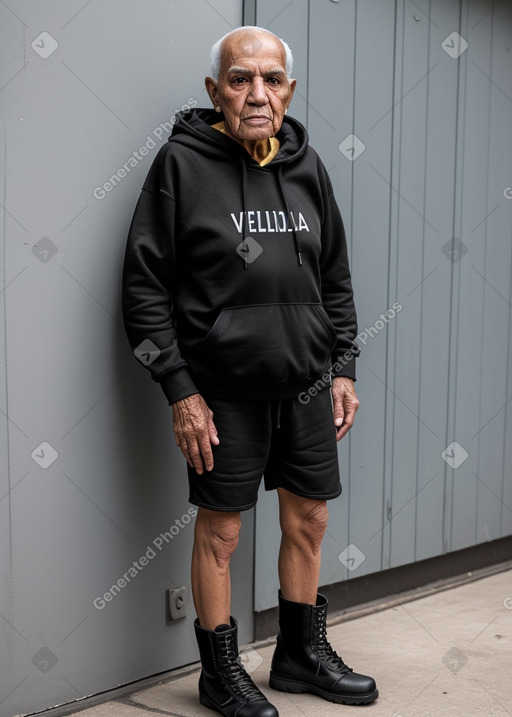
[
  {"left": 218, "top": 633, "right": 264, "bottom": 701},
  {"left": 312, "top": 607, "right": 353, "bottom": 675}
]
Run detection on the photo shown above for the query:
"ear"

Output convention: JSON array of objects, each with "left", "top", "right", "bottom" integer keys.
[
  {"left": 204, "top": 76, "right": 219, "bottom": 108},
  {"left": 286, "top": 78, "right": 297, "bottom": 108}
]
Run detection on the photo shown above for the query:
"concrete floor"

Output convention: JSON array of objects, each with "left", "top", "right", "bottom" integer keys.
[{"left": 61, "top": 569, "right": 512, "bottom": 717}]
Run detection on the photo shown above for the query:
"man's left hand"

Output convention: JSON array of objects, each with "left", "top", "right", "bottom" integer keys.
[{"left": 331, "top": 377, "right": 359, "bottom": 441}]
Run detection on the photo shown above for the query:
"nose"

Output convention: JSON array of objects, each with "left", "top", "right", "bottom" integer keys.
[{"left": 248, "top": 76, "right": 269, "bottom": 106}]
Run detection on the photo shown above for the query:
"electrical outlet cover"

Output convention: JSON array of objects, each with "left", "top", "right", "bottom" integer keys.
[{"left": 168, "top": 587, "right": 187, "bottom": 620}]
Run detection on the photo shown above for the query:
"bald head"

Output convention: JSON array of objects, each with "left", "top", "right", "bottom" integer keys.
[{"left": 210, "top": 26, "right": 293, "bottom": 81}]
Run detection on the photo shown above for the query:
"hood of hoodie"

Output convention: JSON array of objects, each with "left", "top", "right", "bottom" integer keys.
[{"left": 169, "top": 107, "right": 309, "bottom": 165}]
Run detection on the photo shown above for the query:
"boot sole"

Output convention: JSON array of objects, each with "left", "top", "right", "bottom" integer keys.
[
  {"left": 200, "top": 692, "right": 279, "bottom": 716},
  {"left": 269, "top": 673, "right": 378, "bottom": 705},
  {"left": 199, "top": 693, "right": 223, "bottom": 713}
]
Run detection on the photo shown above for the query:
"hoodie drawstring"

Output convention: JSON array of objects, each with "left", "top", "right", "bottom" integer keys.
[
  {"left": 276, "top": 165, "right": 303, "bottom": 267},
  {"left": 275, "top": 399, "right": 282, "bottom": 429},
  {"left": 240, "top": 158, "right": 249, "bottom": 270}
]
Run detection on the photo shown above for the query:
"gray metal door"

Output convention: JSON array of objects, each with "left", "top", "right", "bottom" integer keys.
[{"left": 252, "top": 0, "right": 512, "bottom": 611}]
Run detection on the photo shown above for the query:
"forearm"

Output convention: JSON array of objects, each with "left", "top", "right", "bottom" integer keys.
[{"left": 122, "top": 186, "right": 197, "bottom": 401}]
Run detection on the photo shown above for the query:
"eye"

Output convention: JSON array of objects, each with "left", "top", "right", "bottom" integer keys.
[
  {"left": 233, "top": 76, "right": 248, "bottom": 84},
  {"left": 267, "top": 77, "right": 280, "bottom": 86}
]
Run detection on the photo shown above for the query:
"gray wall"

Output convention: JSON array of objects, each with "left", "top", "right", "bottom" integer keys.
[
  {"left": 0, "top": 3, "right": 248, "bottom": 716},
  {"left": 1, "top": 1, "right": 511, "bottom": 716},
  {"left": 252, "top": 0, "right": 512, "bottom": 610}
]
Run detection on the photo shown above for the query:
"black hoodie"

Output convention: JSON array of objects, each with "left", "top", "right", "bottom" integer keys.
[{"left": 122, "top": 108, "right": 359, "bottom": 404}]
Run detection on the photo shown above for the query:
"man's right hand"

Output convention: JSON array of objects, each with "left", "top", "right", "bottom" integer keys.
[{"left": 172, "top": 393, "right": 219, "bottom": 474}]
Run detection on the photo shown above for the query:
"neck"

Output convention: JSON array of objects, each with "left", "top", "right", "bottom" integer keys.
[
  {"left": 213, "top": 121, "right": 275, "bottom": 163},
  {"left": 242, "top": 138, "right": 272, "bottom": 163}
]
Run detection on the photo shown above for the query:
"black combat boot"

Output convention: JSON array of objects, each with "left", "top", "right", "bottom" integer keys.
[
  {"left": 194, "top": 617, "right": 279, "bottom": 717},
  {"left": 269, "top": 592, "right": 378, "bottom": 705}
]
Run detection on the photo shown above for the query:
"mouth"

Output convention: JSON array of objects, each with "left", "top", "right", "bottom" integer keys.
[{"left": 242, "top": 115, "right": 272, "bottom": 125}]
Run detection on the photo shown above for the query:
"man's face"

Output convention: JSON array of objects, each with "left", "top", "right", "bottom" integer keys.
[{"left": 205, "top": 30, "right": 296, "bottom": 143}]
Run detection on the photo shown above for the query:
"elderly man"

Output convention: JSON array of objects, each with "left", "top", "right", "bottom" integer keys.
[{"left": 123, "top": 26, "right": 378, "bottom": 717}]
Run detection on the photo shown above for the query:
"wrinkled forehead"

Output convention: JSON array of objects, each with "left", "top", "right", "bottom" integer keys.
[{"left": 221, "top": 30, "right": 286, "bottom": 75}]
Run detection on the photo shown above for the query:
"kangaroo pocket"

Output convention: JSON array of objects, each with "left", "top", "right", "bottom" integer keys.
[{"left": 196, "top": 303, "right": 337, "bottom": 384}]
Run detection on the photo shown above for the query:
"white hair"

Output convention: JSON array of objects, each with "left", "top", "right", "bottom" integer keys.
[{"left": 210, "top": 26, "right": 293, "bottom": 81}]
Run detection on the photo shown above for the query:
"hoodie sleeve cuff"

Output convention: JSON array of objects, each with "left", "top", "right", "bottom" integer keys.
[
  {"left": 158, "top": 367, "right": 200, "bottom": 405},
  {"left": 331, "top": 350, "right": 357, "bottom": 381}
]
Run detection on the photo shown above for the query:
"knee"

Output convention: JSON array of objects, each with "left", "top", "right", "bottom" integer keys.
[
  {"left": 281, "top": 500, "right": 329, "bottom": 552},
  {"left": 196, "top": 510, "right": 241, "bottom": 567},
  {"left": 303, "top": 501, "right": 329, "bottom": 547}
]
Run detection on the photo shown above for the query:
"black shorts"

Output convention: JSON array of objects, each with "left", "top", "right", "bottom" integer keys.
[{"left": 187, "top": 387, "right": 341, "bottom": 512}]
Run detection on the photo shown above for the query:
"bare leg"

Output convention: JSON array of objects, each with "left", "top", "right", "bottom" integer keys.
[
  {"left": 271, "top": 489, "right": 378, "bottom": 705},
  {"left": 191, "top": 507, "right": 241, "bottom": 630},
  {"left": 276, "top": 487, "right": 329, "bottom": 604}
]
